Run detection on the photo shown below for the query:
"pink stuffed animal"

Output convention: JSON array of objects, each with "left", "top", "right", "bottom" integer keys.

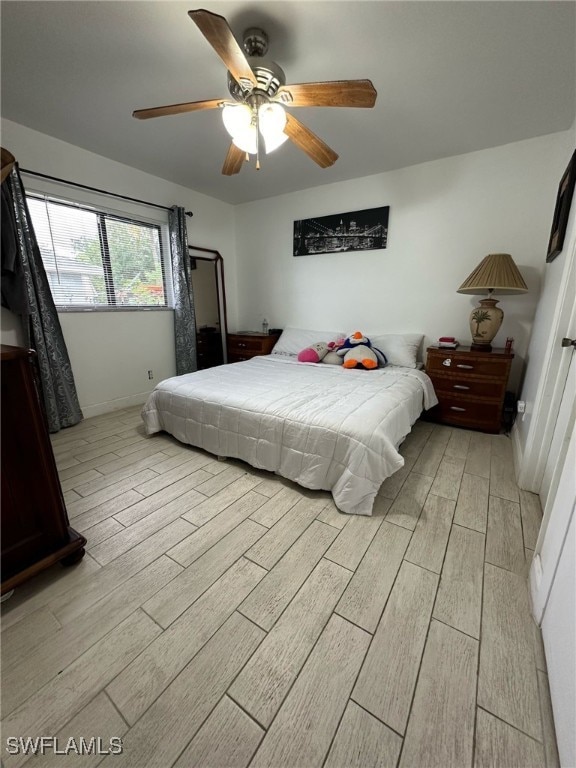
[{"left": 297, "top": 341, "right": 329, "bottom": 363}]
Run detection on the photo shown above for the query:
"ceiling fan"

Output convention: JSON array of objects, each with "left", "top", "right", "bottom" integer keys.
[{"left": 133, "top": 8, "right": 377, "bottom": 175}]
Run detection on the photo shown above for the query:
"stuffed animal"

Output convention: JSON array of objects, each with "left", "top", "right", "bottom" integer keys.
[
  {"left": 297, "top": 341, "right": 329, "bottom": 363},
  {"left": 323, "top": 337, "right": 345, "bottom": 365},
  {"left": 337, "top": 331, "right": 386, "bottom": 369}
]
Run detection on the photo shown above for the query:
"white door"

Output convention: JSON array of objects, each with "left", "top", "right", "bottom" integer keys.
[
  {"left": 540, "top": 348, "right": 576, "bottom": 510},
  {"left": 530, "top": 417, "right": 575, "bottom": 622},
  {"left": 525, "top": 150, "right": 576, "bottom": 767},
  {"left": 530, "top": 352, "right": 576, "bottom": 767},
  {"left": 541, "top": 508, "right": 575, "bottom": 768}
]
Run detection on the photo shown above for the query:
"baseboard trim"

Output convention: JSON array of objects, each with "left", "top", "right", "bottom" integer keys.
[{"left": 80, "top": 392, "right": 151, "bottom": 419}]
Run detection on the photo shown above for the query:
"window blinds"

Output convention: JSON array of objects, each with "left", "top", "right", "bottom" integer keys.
[{"left": 27, "top": 194, "right": 167, "bottom": 308}]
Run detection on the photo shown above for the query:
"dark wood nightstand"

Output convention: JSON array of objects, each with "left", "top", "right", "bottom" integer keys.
[
  {"left": 425, "top": 345, "right": 513, "bottom": 433},
  {"left": 196, "top": 329, "right": 224, "bottom": 370},
  {"left": 227, "top": 332, "right": 281, "bottom": 363}
]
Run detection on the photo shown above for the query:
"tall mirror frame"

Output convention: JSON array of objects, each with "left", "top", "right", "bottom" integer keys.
[{"left": 188, "top": 245, "right": 228, "bottom": 367}]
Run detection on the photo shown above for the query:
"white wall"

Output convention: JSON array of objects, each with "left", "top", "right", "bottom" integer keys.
[
  {"left": 234, "top": 131, "right": 573, "bottom": 391},
  {"left": 59, "top": 310, "right": 177, "bottom": 414},
  {"left": 514, "top": 140, "right": 576, "bottom": 463},
  {"left": 1, "top": 119, "right": 237, "bottom": 416}
]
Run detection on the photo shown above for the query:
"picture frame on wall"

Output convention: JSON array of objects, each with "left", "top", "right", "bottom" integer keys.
[
  {"left": 293, "top": 206, "right": 389, "bottom": 257},
  {"left": 546, "top": 149, "right": 576, "bottom": 263}
]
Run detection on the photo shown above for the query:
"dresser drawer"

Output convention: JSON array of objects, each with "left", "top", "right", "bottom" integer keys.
[
  {"left": 227, "top": 333, "right": 280, "bottom": 361},
  {"left": 428, "top": 373, "right": 504, "bottom": 400},
  {"left": 426, "top": 352, "right": 510, "bottom": 379},
  {"left": 228, "top": 337, "right": 267, "bottom": 354},
  {"left": 430, "top": 396, "right": 503, "bottom": 432}
]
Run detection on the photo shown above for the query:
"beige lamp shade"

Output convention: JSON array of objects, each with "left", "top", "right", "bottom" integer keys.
[
  {"left": 457, "top": 253, "right": 528, "bottom": 295},
  {"left": 458, "top": 253, "right": 528, "bottom": 350}
]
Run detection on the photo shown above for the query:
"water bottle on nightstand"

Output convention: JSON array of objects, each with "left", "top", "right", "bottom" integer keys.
[{"left": 262, "top": 318, "right": 269, "bottom": 335}]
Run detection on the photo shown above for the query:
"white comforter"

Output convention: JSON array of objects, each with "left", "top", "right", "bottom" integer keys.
[{"left": 141, "top": 356, "right": 438, "bottom": 516}]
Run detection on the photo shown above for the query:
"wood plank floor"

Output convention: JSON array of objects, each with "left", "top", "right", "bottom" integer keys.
[{"left": 1, "top": 408, "right": 560, "bottom": 768}]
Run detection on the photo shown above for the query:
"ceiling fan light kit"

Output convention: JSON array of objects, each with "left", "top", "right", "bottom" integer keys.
[
  {"left": 222, "top": 102, "right": 288, "bottom": 156},
  {"left": 133, "top": 9, "right": 378, "bottom": 175}
]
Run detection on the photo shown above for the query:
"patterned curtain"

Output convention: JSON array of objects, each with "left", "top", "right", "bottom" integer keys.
[
  {"left": 2, "top": 164, "right": 83, "bottom": 431},
  {"left": 169, "top": 206, "right": 197, "bottom": 375}
]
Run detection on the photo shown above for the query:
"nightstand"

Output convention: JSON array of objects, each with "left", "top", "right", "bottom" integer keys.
[
  {"left": 227, "top": 332, "right": 281, "bottom": 363},
  {"left": 196, "top": 329, "right": 224, "bottom": 370},
  {"left": 425, "top": 345, "right": 513, "bottom": 433}
]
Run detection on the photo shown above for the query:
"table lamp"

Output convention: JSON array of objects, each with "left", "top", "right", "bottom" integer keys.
[{"left": 457, "top": 253, "right": 528, "bottom": 350}]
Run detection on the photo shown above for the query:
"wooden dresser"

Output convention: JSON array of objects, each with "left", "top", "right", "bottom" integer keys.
[
  {"left": 1, "top": 345, "right": 86, "bottom": 594},
  {"left": 227, "top": 332, "right": 281, "bottom": 363},
  {"left": 425, "top": 345, "right": 513, "bottom": 433}
]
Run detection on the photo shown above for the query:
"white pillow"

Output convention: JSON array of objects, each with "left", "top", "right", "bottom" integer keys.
[
  {"left": 369, "top": 333, "right": 424, "bottom": 368},
  {"left": 271, "top": 327, "right": 346, "bottom": 357}
]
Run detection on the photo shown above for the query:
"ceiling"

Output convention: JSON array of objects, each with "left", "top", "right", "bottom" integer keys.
[{"left": 1, "top": 1, "right": 574, "bottom": 205}]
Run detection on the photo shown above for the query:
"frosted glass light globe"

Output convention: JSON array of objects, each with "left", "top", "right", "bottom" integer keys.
[
  {"left": 259, "top": 103, "right": 286, "bottom": 132},
  {"left": 232, "top": 123, "right": 258, "bottom": 155},
  {"left": 262, "top": 130, "right": 289, "bottom": 153},
  {"left": 222, "top": 104, "right": 252, "bottom": 137},
  {"left": 259, "top": 103, "right": 288, "bottom": 154}
]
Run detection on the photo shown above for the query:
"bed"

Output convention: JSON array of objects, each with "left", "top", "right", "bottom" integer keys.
[{"left": 142, "top": 331, "right": 437, "bottom": 516}]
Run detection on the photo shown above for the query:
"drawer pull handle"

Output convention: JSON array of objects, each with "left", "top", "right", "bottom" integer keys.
[
  {"left": 449, "top": 406, "right": 467, "bottom": 412},
  {"left": 442, "top": 359, "right": 452, "bottom": 367},
  {"left": 456, "top": 364, "right": 474, "bottom": 369},
  {"left": 453, "top": 384, "right": 470, "bottom": 390}
]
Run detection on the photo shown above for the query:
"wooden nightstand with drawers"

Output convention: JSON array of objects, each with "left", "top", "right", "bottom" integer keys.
[
  {"left": 425, "top": 345, "right": 513, "bottom": 433},
  {"left": 196, "top": 328, "right": 224, "bottom": 370},
  {"left": 227, "top": 332, "right": 281, "bottom": 363}
]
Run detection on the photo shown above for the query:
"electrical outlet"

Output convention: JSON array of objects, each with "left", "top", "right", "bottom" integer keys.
[
  {"left": 517, "top": 400, "right": 526, "bottom": 413},
  {"left": 148, "top": 370, "right": 154, "bottom": 380}
]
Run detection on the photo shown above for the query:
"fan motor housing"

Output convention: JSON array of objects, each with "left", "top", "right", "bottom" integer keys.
[{"left": 227, "top": 57, "right": 286, "bottom": 102}]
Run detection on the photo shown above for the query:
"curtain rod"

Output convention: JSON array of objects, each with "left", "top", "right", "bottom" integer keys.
[{"left": 19, "top": 168, "right": 193, "bottom": 217}]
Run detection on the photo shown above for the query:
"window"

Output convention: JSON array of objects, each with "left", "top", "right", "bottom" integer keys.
[{"left": 27, "top": 194, "right": 168, "bottom": 309}]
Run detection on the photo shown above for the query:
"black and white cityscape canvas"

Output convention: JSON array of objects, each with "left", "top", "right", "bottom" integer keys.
[{"left": 293, "top": 206, "right": 389, "bottom": 257}]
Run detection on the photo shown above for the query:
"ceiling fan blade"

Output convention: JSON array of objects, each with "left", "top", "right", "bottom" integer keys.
[
  {"left": 133, "top": 98, "right": 224, "bottom": 120},
  {"left": 188, "top": 9, "right": 258, "bottom": 91},
  {"left": 284, "top": 113, "right": 338, "bottom": 169},
  {"left": 222, "top": 143, "right": 245, "bottom": 176},
  {"left": 278, "top": 80, "right": 377, "bottom": 108}
]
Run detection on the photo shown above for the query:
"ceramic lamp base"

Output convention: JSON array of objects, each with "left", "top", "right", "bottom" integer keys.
[{"left": 469, "top": 297, "right": 503, "bottom": 350}]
